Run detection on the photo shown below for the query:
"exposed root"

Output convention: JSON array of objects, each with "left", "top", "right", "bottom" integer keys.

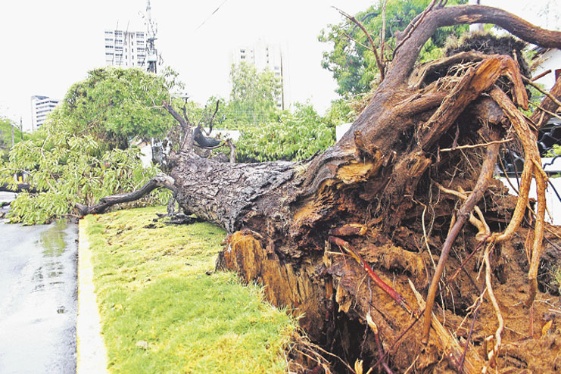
[
  {"left": 366, "top": 313, "right": 394, "bottom": 374},
  {"left": 286, "top": 329, "right": 338, "bottom": 374},
  {"left": 423, "top": 135, "right": 500, "bottom": 343},
  {"left": 482, "top": 242, "right": 504, "bottom": 371},
  {"left": 435, "top": 183, "right": 491, "bottom": 240},
  {"left": 409, "top": 280, "right": 482, "bottom": 373},
  {"left": 439, "top": 137, "right": 513, "bottom": 153},
  {"left": 488, "top": 88, "right": 548, "bottom": 307}
]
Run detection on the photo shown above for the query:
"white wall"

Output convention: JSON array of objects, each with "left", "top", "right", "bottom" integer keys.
[
  {"left": 499, "top": 175, "right": 561, "bottom": 225},
  {"left": 336, "top": 123, "right": 352, "bottom": 142},
  {"left": 533, "top": 49, "right": 561, "bottom": 91}
]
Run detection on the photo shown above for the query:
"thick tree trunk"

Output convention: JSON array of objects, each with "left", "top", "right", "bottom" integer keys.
[{"left": 81, "top": 4, "right": 561, "bottom": 373}]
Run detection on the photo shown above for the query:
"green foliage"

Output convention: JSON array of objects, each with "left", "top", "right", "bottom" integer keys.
[
  {"left": 323, "top": 99, "right": 357, "bottom": 128},
  {"left": 85, "top": 207, "right": 297, "bottom": 373},
  {"left": 235, "top": 103, "right": 335, "bottom": 162},
  {"left": 319, "top": 0, "right": 468, "bottom": 97},
  {"left": 0, "top": 117, "right": 27, "bottom": 158},
  {"left": 545, "top": 144, "right": 561, "bottom": 157},
  {"left": 555, "top": 267, "right": 561, "bottom": 295},
  {"left": 193, "top": 64, "right": 335, "bottom": 163},
  {"left": 226, "top": 62, "right": 282, "bottom": 126},
  {"left": 3, "top": 127, "right": 166, "bottom": 224},
  {"left": 58, "top": 66, "right": 176, "bottom": 149},
  {"left": 0, "top": 66, "right": 179, "bottom": 224}
]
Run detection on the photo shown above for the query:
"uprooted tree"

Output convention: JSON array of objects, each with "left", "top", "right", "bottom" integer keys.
[{"left": 78, "top": 3, "right": 561, "bottom": 373}]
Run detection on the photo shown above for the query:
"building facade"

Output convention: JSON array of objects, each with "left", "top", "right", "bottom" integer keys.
[
  {"left": 231, "top": 40, "right": 287, "bottom": 110},
  {"left": 104, "top": 29, "right": 147, "bottom": 68},
  {"left": 31, "top": 95, "right": 59, "bottom": 130},
  {"left": 533, "top": 48, "right": 561, "bottom": 92}
]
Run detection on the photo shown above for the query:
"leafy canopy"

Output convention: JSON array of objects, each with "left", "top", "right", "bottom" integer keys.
[
  {"left": 319, "top": 0, "right": 468, "bottom": 97},
  {"left": 59, "top": 66, "right": 177, "bottom": 149},
  {"left": 226, "top": 62, "right": 282, "bottom": 126},
  {"left": 188, "top": 62, "right": 338, "bottom": 163},
  {"left": 234, "top": 102, "right": 335, "bottom": 163},
  {"left": 0, "top": 66, "right": 177, "bottom": 224}
]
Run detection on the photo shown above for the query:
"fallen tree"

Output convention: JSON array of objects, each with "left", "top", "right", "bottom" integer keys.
[{"left": 78, "top": 2, "right": 561, "bottom": 372}]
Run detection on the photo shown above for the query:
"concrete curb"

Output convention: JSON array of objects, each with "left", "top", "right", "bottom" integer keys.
[{"left": 76, "top": 219, "right": 109, "bottom": 373}]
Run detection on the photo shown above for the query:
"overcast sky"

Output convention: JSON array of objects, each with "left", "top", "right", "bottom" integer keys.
[{"left": 0, "top": 0, "right": 555, "bottom": 131}]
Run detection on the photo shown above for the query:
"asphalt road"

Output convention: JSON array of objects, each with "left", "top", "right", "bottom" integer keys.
[{"left": 0, "top": 192, "right": 78, "bottom": 374}]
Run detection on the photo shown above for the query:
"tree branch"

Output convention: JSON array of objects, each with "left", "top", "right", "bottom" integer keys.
[
  {"left": 163, "top": 101, "right": 194, "bottom": 152},
  {"left": 335, "top": 6, "right": 385, "bottom": 81},
  {"left": 206, "top": 100, "right": 220, "bottom": 135},
  {"left": 387, "top": 5, "right": 561, "bottom": 87},
  {"left": 75, "top": 174, "right": 176, "bottom": 216},
  {"left": 529, "top": 75, "right": 561, "bottom": 129}
]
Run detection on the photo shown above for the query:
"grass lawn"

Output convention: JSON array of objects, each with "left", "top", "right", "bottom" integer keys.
[{"left": 83, "top": 206, "right": 297, "bottom": 373}]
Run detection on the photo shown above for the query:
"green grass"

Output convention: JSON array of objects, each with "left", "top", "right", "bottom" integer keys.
[{"left": 83, "top": 206, "right": 297, "bottom": 373}]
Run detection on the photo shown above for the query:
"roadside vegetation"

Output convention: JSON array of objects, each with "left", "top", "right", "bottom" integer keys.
[
  {"left": 84, "top": 206, "right": 298, "bottom": 373},
  {"left": 0, "top": 117, "right": 27, "bottom": 159},
  {"left": 0, "top": 67, "right": 177, "bottom": 224}
]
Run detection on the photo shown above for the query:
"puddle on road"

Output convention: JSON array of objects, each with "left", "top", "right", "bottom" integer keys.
[
  {"left": 0, "top": 218, "right": 78, "bottom": 373},
  {"left": 31, "top": 220, "right": 69, "bottom": 292},
  {"left": 40, "top": 219, "right": 68, "bottom": 257}
]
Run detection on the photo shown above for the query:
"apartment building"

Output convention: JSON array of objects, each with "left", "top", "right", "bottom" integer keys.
[
  {"left": 104, "top": 29, "right": 147, "bottom": 68},
  {"left": 30, "top": 95, "right": 59, "bottom": 130}
]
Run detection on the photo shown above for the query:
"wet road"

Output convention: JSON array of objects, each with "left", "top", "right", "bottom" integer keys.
[{"left": 0, "top": 193, "right": 78, "bottom": 374}]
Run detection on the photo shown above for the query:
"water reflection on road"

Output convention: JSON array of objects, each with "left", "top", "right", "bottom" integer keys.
[{"left": 0, "top": 208, "right": 78, "bottom": 374}]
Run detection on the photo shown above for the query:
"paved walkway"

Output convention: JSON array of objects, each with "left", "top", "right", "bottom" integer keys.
[{"left": 76, "top": 220, "right": 109, "bottom": 374}]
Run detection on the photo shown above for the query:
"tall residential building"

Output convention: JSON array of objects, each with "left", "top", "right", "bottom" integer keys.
[
  {"left": 231, "top": 40, "right": 287, "bottom": 110},
  {"left": 104, "top": 29, "right": 147, "bottom": 68},
  {"left": 31, "top": 95, "right": 59, "bottom": 130}
]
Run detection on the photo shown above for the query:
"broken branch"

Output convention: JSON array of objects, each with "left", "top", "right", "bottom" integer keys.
[{"left": 75, "top": 174, "right": 176, "bottom": 216}]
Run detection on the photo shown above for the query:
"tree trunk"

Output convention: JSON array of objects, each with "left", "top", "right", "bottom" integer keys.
[{"left": 82, "top": 4, "right": 561, "bottom": 373}]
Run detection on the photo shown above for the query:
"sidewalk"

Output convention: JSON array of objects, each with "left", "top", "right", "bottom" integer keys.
[{"left": 76, "top": 220, "right": 109, "bottom": 374}]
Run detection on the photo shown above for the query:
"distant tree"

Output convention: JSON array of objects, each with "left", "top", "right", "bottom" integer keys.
[
  {"left": 0, "top": 117, "right": 26, "bottom": 159},
  {"left": 226, "top": 62, "right": 282, "bottom": 126},
  {"left": 319, "top": 0, "right": 468, "bottom": 97},
  {"left": 0, "top": 118, "right": 11, "bottom": 152},
  {"left": 323, "top": 98, "right": 357, "bottom": 128}
]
